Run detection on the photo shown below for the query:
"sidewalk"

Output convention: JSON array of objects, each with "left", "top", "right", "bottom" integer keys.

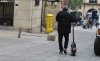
[{"left": 0, "top": 26, "right": 99, "bottom": 61}]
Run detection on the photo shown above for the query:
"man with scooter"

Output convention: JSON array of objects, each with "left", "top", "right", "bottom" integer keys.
[{"left": 56, "top": 5, "right": 81, "bottom": 55}]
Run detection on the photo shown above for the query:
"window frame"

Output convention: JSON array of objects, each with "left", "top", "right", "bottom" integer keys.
[{"left": 89, "top": 0, "right": 97, "bottom": 3}]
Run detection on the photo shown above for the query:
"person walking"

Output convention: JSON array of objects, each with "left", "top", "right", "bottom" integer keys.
[
  {"left": 83, "top": 18, "right": 87, "bottom": 29},
  {"left": 56, "top": 5, "right": 81, "bottom": 54},
  {"left": 88, "top": 18, "right": 92, "bottom": 29},
  {"left": 86, "top": 18, "right": 89, "bottom": 29}
]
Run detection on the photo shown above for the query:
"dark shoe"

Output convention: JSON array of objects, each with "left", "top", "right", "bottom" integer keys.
[
  {"left": 64, "top": 50, "right": 67, "bottom": 54},
  {"left": 59, "top": 50, "right": 63, "bottom": 55}
]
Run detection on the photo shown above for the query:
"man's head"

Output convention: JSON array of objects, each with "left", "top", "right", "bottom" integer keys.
[{"left": 62, "top": 5, "right": 68, "bottom": 11}]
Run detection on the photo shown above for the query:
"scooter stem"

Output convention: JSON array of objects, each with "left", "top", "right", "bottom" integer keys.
[{"left": 73, "top": 23, "right": 74, "bottom": 42}]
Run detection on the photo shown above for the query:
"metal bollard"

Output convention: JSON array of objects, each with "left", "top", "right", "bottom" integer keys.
[{"left": 18, "top": 27, "right": 21, "bottom": 38}]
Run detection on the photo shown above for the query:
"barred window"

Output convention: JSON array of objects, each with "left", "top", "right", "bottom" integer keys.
[{"left": 35, "top": 0, "right": 40, "bottom": 6}]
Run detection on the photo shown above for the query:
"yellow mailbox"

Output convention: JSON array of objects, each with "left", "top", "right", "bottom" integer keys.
[{"left": 45, "top": 14, "right": 53, "bottom": 34}]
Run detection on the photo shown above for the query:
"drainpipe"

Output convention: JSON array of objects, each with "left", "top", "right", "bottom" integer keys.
[
  {"left": 40, "top": 0, "right": 43, "bottom": 33},
  {"left": 44, "top": 0, "right": 48, "bottom": 27},
  {"left": 40, "top": 0, "right": 47, "bottom": 32},
  {"left": 31, "top": 0, "right": 34, "bottom": 33}
]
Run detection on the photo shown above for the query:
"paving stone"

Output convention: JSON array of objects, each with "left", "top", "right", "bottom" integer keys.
[
  {"left": 47, "top": 32, "right": 56, "bottom": 41},
  {"left": 24, "top": 57, "right": 44, "bottom": 61},
  {"left": 0, "top": 26, "right": 99, "bottom": 61},
  {"left": 74, "top": 56, "right": 90, "bottom": 61}
]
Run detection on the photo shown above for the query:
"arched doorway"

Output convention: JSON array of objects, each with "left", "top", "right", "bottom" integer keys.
[
  {"left": 86, "top": 8, "right": 98, "bottom": 18},
  {"left": 0, "top": 0, "right": 14, "bottom": 26},
  {"left": 87, "top": 8, "right": 97, "bottom": 13}
]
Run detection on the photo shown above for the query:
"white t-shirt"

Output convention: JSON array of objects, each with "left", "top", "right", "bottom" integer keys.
[{"left": 83, "top": 20, "right": 86, "bottom": 25}]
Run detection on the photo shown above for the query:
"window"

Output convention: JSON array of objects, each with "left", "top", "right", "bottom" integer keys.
[
  {"left": 89, "top": 0, "right": 97, "bottom": 3},
  {"left": 35, "top": 0, "right": 40, "bottom": 6}
]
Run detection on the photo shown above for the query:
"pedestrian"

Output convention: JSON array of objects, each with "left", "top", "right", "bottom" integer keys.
[
  {"left": 83, "top": 18, "right": 86, "bottom": 29},
  {"left": 56, "top": 5, "right": 81, "bottom": 54},
  {"left": 87, "top": 18, "right": 90, "bottom": 29},
  {"left": 86, "top": 18, "right": 89, "bottom": 29},
  {"left": 88, "top": 18, "right": 92, "bottom": 29}
]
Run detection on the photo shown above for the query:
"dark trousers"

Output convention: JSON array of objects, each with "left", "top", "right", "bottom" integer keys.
[{"left": 58, "top": 33, "right": 69, "bottom": 51}]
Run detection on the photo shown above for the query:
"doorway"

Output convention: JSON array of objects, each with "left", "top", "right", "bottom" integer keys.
[
  {"left": 0, "top": 0, "right": 14, "bottom": 26},
  {"left": 87, "top": 8, "right": 98, "bottom": 18},
  {"left": 87, "top": 8, "right": 97, "bottom": 13}
]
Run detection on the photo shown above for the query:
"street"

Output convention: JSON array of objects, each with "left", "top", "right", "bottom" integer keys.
[{"left": 0, "top": 26, "right": 99, "bottom": 61}]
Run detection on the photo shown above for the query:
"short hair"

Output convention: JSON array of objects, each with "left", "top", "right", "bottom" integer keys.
[{"left": 62, "top": 5, "right": 68, "bottom": 11}]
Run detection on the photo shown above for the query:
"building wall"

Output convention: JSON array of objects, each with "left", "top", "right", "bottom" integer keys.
[
  {"left": 64, "top": 0, "right": 70, "bottom": 5},
  {"left": 61, "top": 0, "right": 65, "bottom": 8},
  {"left": 61, "top": 0, "right": 70, "bottom": 7},
  {"left": 42, "top": 1, "right": 61, "bottom": 30},
  {"left": 78, "top": 1, "right": 100, "bottom": 17},
  {"left": 14, "top": 0, "right": 42, "bottom": 33}
]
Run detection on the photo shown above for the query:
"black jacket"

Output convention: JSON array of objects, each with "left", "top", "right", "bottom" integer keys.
[{"left": 56, "top": 11, "right": 80, "bottom": 34}]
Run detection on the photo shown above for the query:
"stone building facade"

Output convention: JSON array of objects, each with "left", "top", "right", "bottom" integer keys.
[
  {"left": 78, "top": 0, "right": 100, "bottom": 17},
  {"left": 42, "top": 0, "right": 71, "bottom": 30},
  {"left": 0, "top": 0, "right": 63, "bottom": 32},
  {"left": 0, "top": 0, "right": 42, "bottom": 33},
  {"left": 14, "top": 0, "right": 42, "bottom": 33},
  {"left": 61, "top": 0, "right": 71, "bottom": 8},
  {"left": 42, "top": 0, "right": 61, "bottom": 30}
]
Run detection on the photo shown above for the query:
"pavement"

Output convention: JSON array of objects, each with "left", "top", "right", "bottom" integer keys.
[{"left": 0, "top": 26, "right": 100, "bottom": 61}]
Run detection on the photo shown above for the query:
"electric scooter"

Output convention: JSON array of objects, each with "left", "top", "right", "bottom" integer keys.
[{"left": 71, "top": 23, "right": 77, "bottom": 56}]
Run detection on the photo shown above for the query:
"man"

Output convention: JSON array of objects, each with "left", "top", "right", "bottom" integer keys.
[
  {"left": 56, "top": 5, "right": 81, "bottom": 54},
  {"left": 83, "top": 18, "right": 86, "bottom": 29}
]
